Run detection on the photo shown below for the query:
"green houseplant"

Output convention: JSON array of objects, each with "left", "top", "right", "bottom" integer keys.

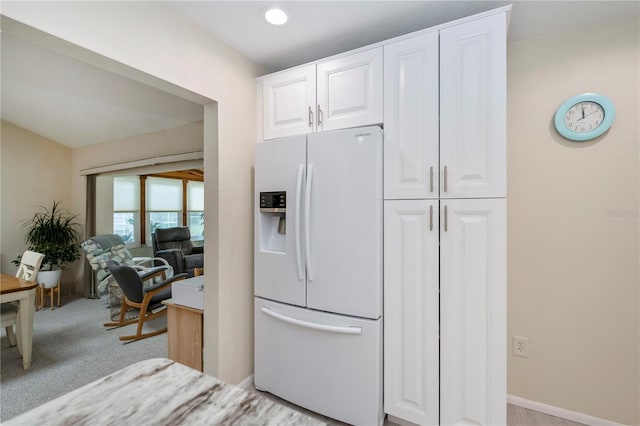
[{"left": 13, "top": 201, "right": 82, "bottom": 287}]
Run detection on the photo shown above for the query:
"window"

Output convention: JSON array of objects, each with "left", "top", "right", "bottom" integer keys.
[
  {"left": 146, "top": 177, "right": 182, "bottom": 242},
  {"left": 187, "top": 181, "right": 204, "bottom": 238},
  {"left": 113, "top": 176, "right": 140, "bottom": 244}
]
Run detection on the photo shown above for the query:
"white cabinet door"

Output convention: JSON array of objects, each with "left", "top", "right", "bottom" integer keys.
[
  {"left": 440, "top": 14, "right": 507, "bottom": 198},
  {"left": 384, "top": 32, "right": 439, "bottom": 200},
  {"left": 440, "top": 198, "right": 506, "bottom": 426},
  {"left": 316, "top": 48, "right": 383, "bottom": 132},
  {"left": 263, "top": 65, "right": 316, "bottom": 140},
  {"left": 384, "top": 200, "right": 439, "bottom": 425}
]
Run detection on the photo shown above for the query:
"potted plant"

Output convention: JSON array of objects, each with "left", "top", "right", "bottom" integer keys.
[{"left": 13, "top": 201, "right": 83, "bottom": 288}]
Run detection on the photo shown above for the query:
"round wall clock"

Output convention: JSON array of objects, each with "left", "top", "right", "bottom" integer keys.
[{"left": 553, "top": 93, "right": 615, "bottom": 141}]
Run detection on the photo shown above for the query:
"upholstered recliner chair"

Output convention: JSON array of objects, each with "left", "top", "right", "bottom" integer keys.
[{"left": 152, "top": 227, "right": 203, "bottom": 277}]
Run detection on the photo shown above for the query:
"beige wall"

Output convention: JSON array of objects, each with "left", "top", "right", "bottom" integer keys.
[
  {"left": 2, "top": 1, "right": 260, "bottom": 384},
  {"left": 72, "top": 121, "right": 203, "bottom": 173},
  {"left": 507, "top": 17, "right": 639, "bottom": 424},
  {"left": 0, "top": 121, "right": 73, "bottom": 278}
]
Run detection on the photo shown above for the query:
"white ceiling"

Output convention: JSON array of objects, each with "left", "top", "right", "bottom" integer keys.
[
  {"left": 0, "top": 33, "right": 204, "bottom": 148},
  {"left": 167, "top": 1, "right": 640, "bottom": 73},
  {"left": 1, "top": 1, "right": 638, "bottom": 148}
]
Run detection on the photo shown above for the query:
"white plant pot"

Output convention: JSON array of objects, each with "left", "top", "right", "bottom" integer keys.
[{"left": 38, "top": 270, "right": 62, "bottom": 289}]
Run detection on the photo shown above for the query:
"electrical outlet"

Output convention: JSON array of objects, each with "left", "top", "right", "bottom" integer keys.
[{"left": 513, "top": 336, "right": 529, "bottom": 357}]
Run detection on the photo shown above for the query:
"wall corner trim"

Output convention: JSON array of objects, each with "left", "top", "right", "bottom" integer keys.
[
  {"left": 507, "top": 395, "right": 624, "bottom": 426},
  {"left": 237, "top": 374, "right": 254, "bottom": 390}
]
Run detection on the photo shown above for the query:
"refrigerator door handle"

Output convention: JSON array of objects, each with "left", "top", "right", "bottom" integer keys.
[
  {"left": 295, "top": 164, "right": 305, "bottom": 280},
  {"left": 304, "top": 164, "right": 314, "bottom": 281},
  {"left": 260, "top": 307, "right": 362, "bottom": 335}
]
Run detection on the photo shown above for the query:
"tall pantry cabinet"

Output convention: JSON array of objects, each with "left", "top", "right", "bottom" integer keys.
[{"left": 383, "top": 10, "right": 508, "bottom": 426}]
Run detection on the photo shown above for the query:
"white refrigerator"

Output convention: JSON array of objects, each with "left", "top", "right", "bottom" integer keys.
[{"left": 254, "top": 126, "right": 383, "bottom": 426}]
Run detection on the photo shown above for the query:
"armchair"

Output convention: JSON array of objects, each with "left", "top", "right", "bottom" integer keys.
[
  {"left": 152, "top": 227, "right": 203, "bottom": 277},
  {"left": 105, "top": 261, "right": 187, "bottom": 342},
  {"left": 81, "top": 234, "right": 172, "bottom": 321}
]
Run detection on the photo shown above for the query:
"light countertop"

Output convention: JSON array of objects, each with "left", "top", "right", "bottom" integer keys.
[{"left": 6, "top": 358, "right": 325, "bottom": 426}]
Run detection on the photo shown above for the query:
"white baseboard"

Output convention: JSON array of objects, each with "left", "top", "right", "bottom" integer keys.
[
  {"left": 387, "top": 415, "right": 417, "bottom": 426},
  {"left": 237, "top": 374, "right": 254, "bottom": 390},
  {"left": 507, "top": 394, "right": 623, "bottom": 426}
]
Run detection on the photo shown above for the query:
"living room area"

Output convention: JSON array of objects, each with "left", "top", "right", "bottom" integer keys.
[{"left": 0, "top": 19, "right": 211, "bottom": 420}]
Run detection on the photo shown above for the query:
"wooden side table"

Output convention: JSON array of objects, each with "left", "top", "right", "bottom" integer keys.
[{"left": 162, "top": 299, "right": 203, "bottom": 371}]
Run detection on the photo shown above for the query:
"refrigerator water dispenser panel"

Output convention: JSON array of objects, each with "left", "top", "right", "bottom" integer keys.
[
  {"left": 260, "top": 191, "right": 286, "bottom": 213},
  {"left": 259, "top": 191, "right": 287, "bottom": 253}
]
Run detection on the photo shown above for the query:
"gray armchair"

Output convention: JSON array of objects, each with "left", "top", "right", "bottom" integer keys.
[{"left": 152, "top": 227, "right": 203, "bottom": 277}]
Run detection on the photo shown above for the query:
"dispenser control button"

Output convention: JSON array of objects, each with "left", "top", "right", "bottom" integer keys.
[{"left": 259, "top": 191, "right": 286, "bottom": 209}]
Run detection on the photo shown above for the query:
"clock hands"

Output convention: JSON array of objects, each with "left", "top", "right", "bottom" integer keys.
[
  {"left": 581, "top": 106, "right": 585, "bottom": 120},
  {"left": 576, "top": 109, "right": 601, "bottom": 121}
]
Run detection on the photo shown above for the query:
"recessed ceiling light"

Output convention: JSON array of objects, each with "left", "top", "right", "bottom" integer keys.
[{"left": 263, "top": 6, "right": 288, "bottom": 26}]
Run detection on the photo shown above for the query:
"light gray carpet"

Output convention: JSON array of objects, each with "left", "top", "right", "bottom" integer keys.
[{"left": 0, "top": 296, "right": 167, "bottom": 422}]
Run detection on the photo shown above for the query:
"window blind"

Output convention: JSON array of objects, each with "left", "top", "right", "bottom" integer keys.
[
  {"left": 113, "top": 176, "right": 140, "bottom": 211},
  {"left": 146, "top": 177, "right": 182, "bottom": 211},
  {"left": 187, "top": 181, "right": 204, "bottom": 211}
]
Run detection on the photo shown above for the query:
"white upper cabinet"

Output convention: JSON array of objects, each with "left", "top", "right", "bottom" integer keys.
[
  {"left": 440, "top": 198, "right": 506, "bottom": 426},
  {"left": 316, "top": 48, "right": 383, "bottom": 132},
  {"left": 263, "top": 65, "right": 316, "bottom": 140},
  {"left": 384, "top": 32, "right": 439, "bottom": 200},
  {"left": 261, "top": 48, "right": 383, "bottom": 140},
  {"left": 440, "top": 13, "right": 507, "bottom": 199}
]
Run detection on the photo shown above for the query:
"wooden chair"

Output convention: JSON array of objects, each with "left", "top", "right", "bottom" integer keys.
[
  {"left": 17, "top": 251, "right": 46, "bottom": 310},
  {"left": 16, "top": 251, "right": 45, "bottom": 282},
  {"left": 105, "top": 261, "right": 187, "bottom": 342},
  {"left": 2, "top": 251, "right": 45, "bottom": 347},
  {"left": 1, "top": 304, "right": 19, "bottom": 348}
]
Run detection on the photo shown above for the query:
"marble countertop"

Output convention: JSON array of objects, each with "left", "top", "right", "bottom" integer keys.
[{"left": 6, "top": 358, "right": 325, "bottom": 426}]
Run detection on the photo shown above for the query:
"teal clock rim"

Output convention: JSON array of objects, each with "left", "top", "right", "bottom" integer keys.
[{"left": 553, "top": 93, "right": 615, "bottom": 141}]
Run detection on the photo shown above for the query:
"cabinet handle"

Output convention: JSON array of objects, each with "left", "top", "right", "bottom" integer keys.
[
  {"left": 308, "top": 106, "right": 313, "bottom": 128},
  {"left": 317, "top": 104, "right": 323, "bottom": 126},
  {"left": 429, "top": 166, "right": 434, "bottom": 193},
  {"left": 429, "top": 205, "right": 433, "bottom": 231},
  {"left": 444, "top": 205, "right": 448, "bottom": 232},
  {"left": 443, "top": 166, "right": 448, "bottom": 193}
]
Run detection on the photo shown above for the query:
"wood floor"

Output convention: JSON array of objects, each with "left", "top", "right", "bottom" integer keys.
[
  {"left": 249, "top": 386, "right": 585, "bottom": 426},
  {"left": 507, "top": 405, "right": 585, "bottom": 426}
]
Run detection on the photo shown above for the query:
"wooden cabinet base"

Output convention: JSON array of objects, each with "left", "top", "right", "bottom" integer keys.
[{"left": 163, "top": 300, "right": 203, "bottom": 372}]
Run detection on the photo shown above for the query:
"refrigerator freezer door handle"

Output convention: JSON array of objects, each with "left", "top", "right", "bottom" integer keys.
[
  {"left": 295, "top": 165, "right": 305, "bottom": 280},
  {"left": 304, "top": 164, "right": 314, "bottom": 281},
  {"left": 260, "top": 307, "right": 362, "bottom": 335}
]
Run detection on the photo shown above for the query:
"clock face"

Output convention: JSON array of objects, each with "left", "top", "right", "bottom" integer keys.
[
  {"left": 554, "top": 93, "right": 615, "bottom": 141},
  {"left": 564, "top": 101, "right": 604, "bottom": 133}
]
